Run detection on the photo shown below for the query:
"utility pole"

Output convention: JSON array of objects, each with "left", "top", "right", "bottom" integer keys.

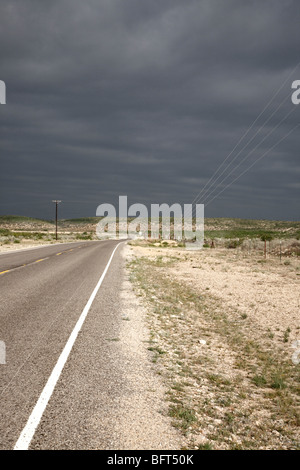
[{"left": 52, "top": 200, "right": 61, "bottom": 240}]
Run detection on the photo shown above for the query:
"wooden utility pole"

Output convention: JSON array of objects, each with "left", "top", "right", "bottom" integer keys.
[{"left": 52, "top": 200, "right": 61, "bottom": 240}]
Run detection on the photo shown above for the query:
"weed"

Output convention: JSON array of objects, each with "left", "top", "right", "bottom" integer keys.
[
  {"left": 271, "top": 373, "right": 287, "bottom": 390},
  {"left": 168, "top": 404, "right": 197, "bottom": 430},
  {"left": 283, "top": 327, "right": 291, "bottom": 343},
  {"left": 252, "top": 374, "right": 267, "bottom": 387},
  {"left": 197, "top": 442, "right": 213, "bottom": 450}
]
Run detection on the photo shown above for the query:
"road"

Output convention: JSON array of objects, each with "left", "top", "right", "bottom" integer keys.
[{"left": 0, "top": 240, "right": 126, "bottom": 449}]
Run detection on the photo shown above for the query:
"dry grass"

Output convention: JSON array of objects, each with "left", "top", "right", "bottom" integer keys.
[{"left": 127, "top": 243, "right": 300, "bottom": 450}]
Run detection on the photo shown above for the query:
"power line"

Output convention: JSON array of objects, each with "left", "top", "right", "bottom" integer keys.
[
  {"left": 186, "top": 61, "right": 300, "bottom": 216},
  {"left": 201, "top": 105, "right": 297, "bottom": 207},
  {"left": 199, "top": 93, "right": 292, "bottom": 205},
  {"left": 189, "top": 105, "right": 297, "bottom": 217},
  {"left": 205, "top": 121, "right": 300, "bottom": 207}
]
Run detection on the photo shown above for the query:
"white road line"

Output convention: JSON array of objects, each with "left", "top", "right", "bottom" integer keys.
[
  {"left": 0, "top": 239, "right": 106, "bottom": 256},
  {"left": 0, "top": 242, "right": 67, "bottom": 256},
  {"left": 14, "top": 241, "right": 123, "bottom": 450}
]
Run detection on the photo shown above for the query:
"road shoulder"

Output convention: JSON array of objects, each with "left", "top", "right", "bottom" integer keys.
[{"left": 110, "top": 244, "right": 183, "bottom": 449}]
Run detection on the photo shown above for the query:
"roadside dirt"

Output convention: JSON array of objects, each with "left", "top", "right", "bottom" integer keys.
[
  {"left": 127, "top": 242, "right": 300, "bottom": 449},
  {"left": 0, "top": 240, "right": 57, "bottom": 253},
  {"left": 110, "top": 245, "right": 184, "bottom": 449}
]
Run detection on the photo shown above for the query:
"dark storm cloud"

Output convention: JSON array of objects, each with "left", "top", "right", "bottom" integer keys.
[{"left": 0, "top": 0, "right": 299, "bottom": 220}]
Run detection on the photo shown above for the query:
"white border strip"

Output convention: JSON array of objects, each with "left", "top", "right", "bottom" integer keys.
[{"left": 14, "top": 241, "right": 122, "bottom": 450}]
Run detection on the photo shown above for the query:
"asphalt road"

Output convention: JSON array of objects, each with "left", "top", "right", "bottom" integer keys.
[{"left": 0, "top": 240, "right": 126, "bottom": 449}]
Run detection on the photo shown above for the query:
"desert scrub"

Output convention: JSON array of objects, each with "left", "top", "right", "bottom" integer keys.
[
  {"left": 128, "top": 250, "right": 300, "bottom": 450},
  {"left": 76, "top": 233, "right": 93, "bottom": 240}
]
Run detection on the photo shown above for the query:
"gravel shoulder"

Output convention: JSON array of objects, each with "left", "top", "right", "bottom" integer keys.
[{"left": 110, "top": 245, "right": 183, "bottom": 449}]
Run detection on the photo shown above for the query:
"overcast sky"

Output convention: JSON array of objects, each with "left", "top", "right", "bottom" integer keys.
[{"left": 0, "top": 0, "right": 299, "bottom": 221}]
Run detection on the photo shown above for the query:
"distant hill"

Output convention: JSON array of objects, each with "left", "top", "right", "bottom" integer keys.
[
  {"left": 0, "top": 215, "right": 55, "bottom": 230},
  {"left": 0, "top": 215, "right": 299, "bottom": 239},
  {"left": 60, "top": 217, "right": 100, "bottom": 224},
  {"left": 204, "top": 217, "right": 300, "bottom": 240},
  {"left": 0, "top": 215, "right": 52, "bottom": 224}
]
